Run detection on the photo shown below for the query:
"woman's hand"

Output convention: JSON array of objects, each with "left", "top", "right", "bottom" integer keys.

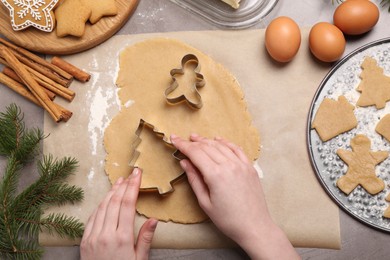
[
  {"left": 171, "top": 134, "right": 299, "bottom": 260},
  {"left": 80, "top": 168, "right": 158, "bottom": 260}
]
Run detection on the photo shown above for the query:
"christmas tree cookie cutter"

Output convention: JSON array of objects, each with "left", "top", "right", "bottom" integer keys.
[
  {"left": 130, "top": 119, "right": 187, "bottom": 195},
  {"left": 165, "top": 54, "right": 206, "bottom": 109}
]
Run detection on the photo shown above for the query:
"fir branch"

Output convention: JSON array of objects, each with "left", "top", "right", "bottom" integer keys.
[
  {"left": 381, "top": 0, "right": 390, "bottom": 11},
  {"left": 0, "top": 104, "right": 45, "bottom": 162},
  {"left": 12, "top": 155, "right": 82, "bottom": 212},
  {"left": 40, "top": 213, "right": 84, "bottom": 239},
  {"left": 0, "top": 104, "right": 85, "bottom": 259}
]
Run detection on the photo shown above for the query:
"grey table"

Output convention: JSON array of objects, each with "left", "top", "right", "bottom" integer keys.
[{"left": 1, "top": 0, "right": 390, "bottom": 259}]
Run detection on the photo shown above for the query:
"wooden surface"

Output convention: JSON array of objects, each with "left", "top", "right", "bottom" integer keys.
[{"left": 0, "top": 0, "right": 139, "bottom": 55}]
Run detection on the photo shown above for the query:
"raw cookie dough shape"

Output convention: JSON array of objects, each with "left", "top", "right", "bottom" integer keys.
[
  {"left": 376, "top": 114, "right": 390, "bottom": 142},
  {"left": 311, "top": 95, "right": 358, "bottom": 142},
  {"left": 336, "top": 134, "right": 388, "bottom": 195},
  {"left": 137, "top": 175, "right": 209, "bottom": 223},
  {"left": 1, "top": 0, "right": 59, "bottom": 32},
  {"left": 104, "top": 38, "right": 260, "bottom": 223},
  {"left": 356, "top": 57, "right": 390, "bottom": 109},
  {"left": 131, "top": 119, "right": 185, "bottom": 195},
  {"left": 165, "top": 54, "right": 206, "bottom": 109}
]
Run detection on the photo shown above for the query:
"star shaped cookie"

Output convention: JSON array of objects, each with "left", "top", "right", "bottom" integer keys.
[
  {"left": 81, "top": 0, "right": 117, "bottom": 24},
  {"left": 54, "top": 0, "right": 91, "bottom": 37},
  {"left": 356, "top": 57, "right": 390, "bottom": 109},
  {"left": 1, "top": 0, "right": 59, "bottom": 32},
  {"left": 336, "top": 134, "right": 388, "bottom": 195}
]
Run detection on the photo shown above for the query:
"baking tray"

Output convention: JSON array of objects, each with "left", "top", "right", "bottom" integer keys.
[
  {"left": 307, "top": 38, "right": 390, "bottom": 232},
  {"left": 169, "top": 0, "right": 279, "bottom": 29}
]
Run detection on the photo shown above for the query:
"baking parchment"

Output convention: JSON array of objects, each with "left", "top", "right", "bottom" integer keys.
[{"left": 40, "top": 28, "right": 341, "bottom": 249}]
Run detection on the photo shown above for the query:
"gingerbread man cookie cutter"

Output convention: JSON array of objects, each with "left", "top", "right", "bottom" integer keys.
[
  {"left": 165, "top": 54, "right": 206, "bottom": 109},
  {"left": 129, "top": 119, "right": 187, "bottom": 195}
]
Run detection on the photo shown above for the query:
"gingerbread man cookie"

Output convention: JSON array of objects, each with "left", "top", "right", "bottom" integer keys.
[
  {"left": 336, "top": 134, "right": 388, "bottom": 195},
  {"left": 311, "top": 95, "right": 358, "bottom": 142},
  {"left": 1, "top": 0, "right": 59, "bottom": 32},
  {"left": 356, "top": 57, "right": 390, "bottom": 109}
]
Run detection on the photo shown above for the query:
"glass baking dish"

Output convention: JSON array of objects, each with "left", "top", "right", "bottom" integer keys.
[{"left": 169, "top": 0, "right": 279, "bottom": 29}]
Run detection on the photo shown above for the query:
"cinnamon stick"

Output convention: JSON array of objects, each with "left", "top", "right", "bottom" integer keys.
[
  {"left": 51, "top": 56, "right": 91, "bottom": 82},
  {"left": 0, "top": 38, "right": 73, "bottom": 82},
  {"left": 0, "top": 72, "right": 72, "bottom": 122},
  {"left": 0, "top": 57, "right": 75, "bottom": 101},
  {"left": 0, "top": 45, "right": 65, "bottom": 122},
  {"left": 0, "top": 72, "right": 41, "bottom": 106},
  {"left": 2, "top": 67, "right": 56, "bottom": 100}
]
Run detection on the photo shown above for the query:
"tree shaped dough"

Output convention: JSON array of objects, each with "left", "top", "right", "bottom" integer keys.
[
  {"left": 336, "top": 134, "right": 388, "bottom": 195},
  {"left": 376, "top": 114, "right": 390, "bottom": 142},
  {"left": 131, "top": 120, "right": 184, "bottom": 194},
  {"left": 312, "top": 95, "right": 358, "bottom": 142},
  {"left": 356, "top": 57, "right": 390, "bottom": 109}
]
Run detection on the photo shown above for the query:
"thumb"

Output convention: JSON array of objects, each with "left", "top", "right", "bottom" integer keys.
[{"left": 135, "top": 218, "right": 158, "bottom": 260}]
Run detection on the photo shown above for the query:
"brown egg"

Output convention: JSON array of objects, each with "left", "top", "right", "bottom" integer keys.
[
  {"left": 309, "top": 22, "right": 346, "bottom": 63},
  {"left": 334, "top": 0, "right": 379, "bottom": 35},
  {"left": 265, "top": 16, "right": 301, "bottom": 63}
]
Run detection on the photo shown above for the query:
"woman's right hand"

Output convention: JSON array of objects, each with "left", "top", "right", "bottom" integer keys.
[{"left": 171, "top": 134, "right": 299, "bottom": 260}]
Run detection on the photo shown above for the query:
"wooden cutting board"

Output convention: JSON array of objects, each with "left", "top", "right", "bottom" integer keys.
[{"left": 0, "top": 0, "right": 139, "bottom": 55}]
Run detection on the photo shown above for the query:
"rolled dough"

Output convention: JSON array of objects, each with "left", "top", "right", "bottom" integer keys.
[{"left": 104, "top": 38, "right": 260, "bottom": 223}]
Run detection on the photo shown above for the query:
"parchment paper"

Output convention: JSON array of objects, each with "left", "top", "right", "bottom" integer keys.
[{"left": 40, "top": 28, "right": 341, "bottom": 249}]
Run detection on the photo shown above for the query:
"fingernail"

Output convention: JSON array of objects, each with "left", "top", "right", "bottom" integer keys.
[
  {"left": 215, "top": 136, "right": 222, "bottom": 140},
  {"left": 129, "top": 168, "right": 140, "bottom": 178},
  {"left": 180, "top": 160, "right": 187, "bottom": 169},
  {"left": 191, "top": 133, "right": 199, "bottom": 137},
  {"left": 115, "top": 177, "right": 124, "bottom": 185},
  {"left": 171, "top": 134, "right": 178, "bottom": 144},
  {"left": 150, "top": 218, "right": 158, "bottom": 230}
]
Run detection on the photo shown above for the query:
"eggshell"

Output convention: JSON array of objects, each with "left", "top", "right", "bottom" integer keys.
[
  {"left": 334, "top": 0, "right": 379, "bottom": 35},
  {"left": 309, "top": 22, "right": 346, "bottom": 63},
  {"left": 265, "top": 16, "right": 301, "bottom": 63}
]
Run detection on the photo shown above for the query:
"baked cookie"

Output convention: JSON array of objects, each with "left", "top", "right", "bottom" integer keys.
[
  {"left": 1, "top": 0, "right": 59, "bottom": 32},
  {"left": 376, "top": 114, "right": 390, "bottom": 142},
  {"left": 55, "top": 0, "right": 91, "bottom": 37},
  {"left": 311, "top": 95, "right": 358, "bottom": 142},
  {"left": 82, "top": 0, "right": 117, "bottom": 24},
  {"left": 336, "top": 134, "right": 388, "bottom": 195},
  {"left": 356, "top": 57, "right": 390, "bottom": 109}
]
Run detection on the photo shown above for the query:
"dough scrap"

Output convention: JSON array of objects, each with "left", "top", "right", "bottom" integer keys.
[
  {"left": 311, "top": 95, "right": 358, "bottom": 142},
  {"left": 376, "top": 114, "right": 390, "bottom": 142},
  {"left": 356, "top": 57, "right": 390, "bottom": 109},
  {"left": 104, "top": 38, "right": 260, "bottom": 223},
  {"left": 336, "top": 134, "right": 388, "bottom": 195}
]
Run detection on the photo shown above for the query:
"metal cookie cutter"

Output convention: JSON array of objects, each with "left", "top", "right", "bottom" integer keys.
[
  {"left": 129, "top": 119, "right": 187, "bottom": 195},
  {"left": 165, "top": 54, "right": 206, "bottom": 109}
]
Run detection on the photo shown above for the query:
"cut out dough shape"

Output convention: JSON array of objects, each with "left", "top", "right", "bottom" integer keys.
[
  {"left": 81, "top": 0, "right": 118, "bottom": 24},
  {"left": 133, "top": 120, "right": 184, "bottom": 194},
  {"left": 356, "top": 57, "right": 390, "bottom": 109},
  {"left": 311, "top": 95, "right": 358, "bottom": 142},
  {"left": 376, "top": 114, "right": 390, "bottom": 142},
  {"left": 336, "top": 134, "right": 388, "bottom": 195},
  {"left": 104, "top": 38, "right": 260, "bottom": 223}
]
